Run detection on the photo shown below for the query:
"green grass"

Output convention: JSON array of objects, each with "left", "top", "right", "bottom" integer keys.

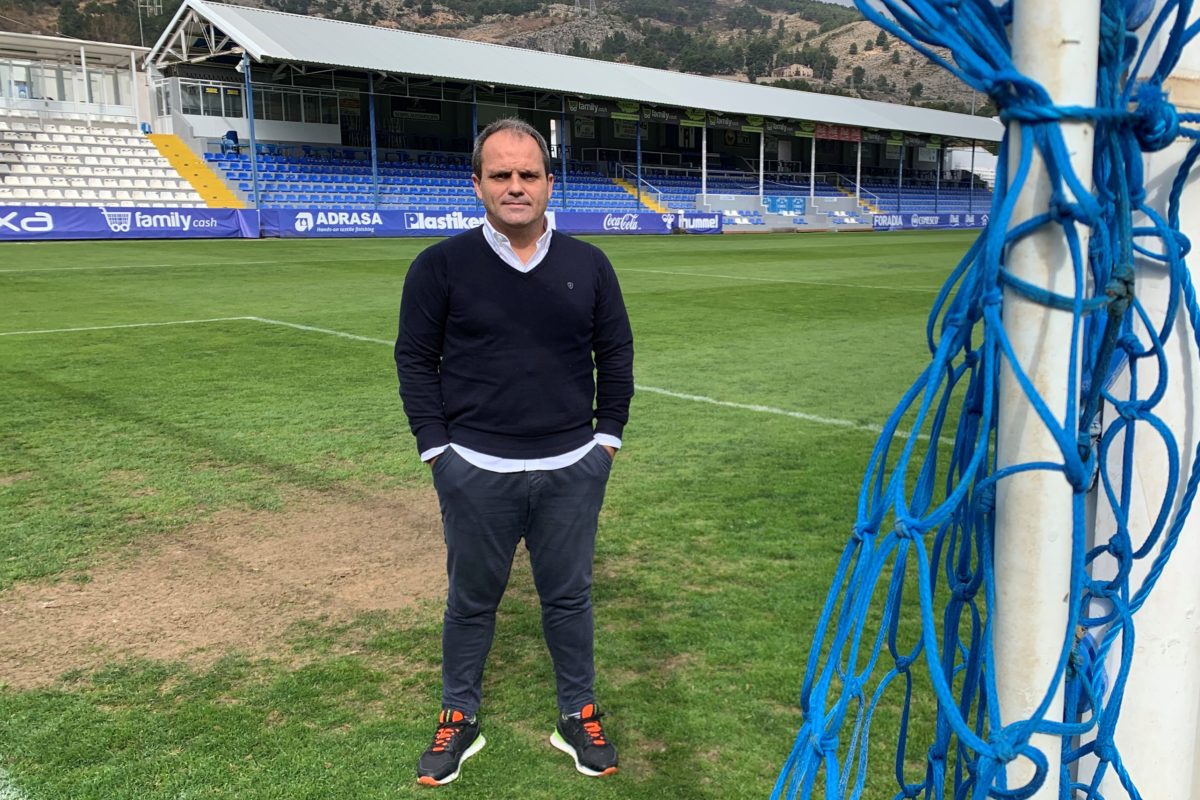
[{"left": 0, "top": 230, "right": 977, "bottom": 799}]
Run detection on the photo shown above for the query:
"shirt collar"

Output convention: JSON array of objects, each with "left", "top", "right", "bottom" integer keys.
[{"left": 481, "top": 217, "right": 553, "bottom": 272}]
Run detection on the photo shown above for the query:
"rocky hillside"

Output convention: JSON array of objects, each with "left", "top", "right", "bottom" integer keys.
[{"left": 0, "top": 0, "right": 995, "bottom": 116}]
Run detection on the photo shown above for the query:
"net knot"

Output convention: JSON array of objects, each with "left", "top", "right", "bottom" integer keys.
[
  {"left": 1105, "top": 272, "right": 1135, "bottom": 315},
  {"left": 988, "top": 729, "right": 1021, "bottom": 763},
  {"left": 1093, "top": 740, "right": 1118, "bottom": 763},
  {"left": 982, "top": 288, "right": 1004, "bottom": 308},
  {"left": 851, "top": 523, "right": 872, "bottom": 543},
  {"left": 894, "top": 518, "right": 919, "bottom": 540},
  {"left": 811, "top": 731, "right": 839, "bottom": 755},
  {"left": 1048, "top": 193, "right": 1084, "bottom": 225},
  {"left": 1115, "top": 399, "right": 1143, "bottom": 421},
  {"left": 951, "top": 579, "right": 974, "bottom": 602},
  {"left": 963, "top": 349, "right": 980, "bottom": 368},
  {"left": 1133, "top": 82, "right": 1179, "bottom": 152},
  {"left": 1108, "top": 528, "right": 1132, "bottom": 560},
  {"left": 894, "top": 654, "right": 914, "bottom": 673}
]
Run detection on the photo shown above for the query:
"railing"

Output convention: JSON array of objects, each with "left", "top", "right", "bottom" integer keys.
[
  {"left": 580, "top": 147, "right": 692, "bottom": 170},
  {"left": 618, "top": 164, "right": 665, "bottom": 208},
  {"left": 1, "top": 97, "right": 136, "bottom": 125}
]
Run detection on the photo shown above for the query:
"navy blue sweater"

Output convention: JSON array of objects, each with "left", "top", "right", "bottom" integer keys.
[{"left": 395, "top": 226, "right": 635, "bottom": 459}]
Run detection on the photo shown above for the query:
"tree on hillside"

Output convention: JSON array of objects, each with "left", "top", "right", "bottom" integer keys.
[{"left": 848, "top": 42, "right": 857, "bottom": 55}]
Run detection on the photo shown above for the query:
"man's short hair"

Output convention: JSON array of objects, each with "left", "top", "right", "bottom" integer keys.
[{"left": 471, "top": 117, "right": 554, "bottom": 179}]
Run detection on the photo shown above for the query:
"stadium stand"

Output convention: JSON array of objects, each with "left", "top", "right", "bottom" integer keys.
[
  {"left": 203, "top": 150, "right": 647, "bottom": 212},
  {"left": 0, "top": 13, "right": 1002, "bottom": 232},
  {"left": 0, "top": 111, "right": 206, "bottom": 207}
]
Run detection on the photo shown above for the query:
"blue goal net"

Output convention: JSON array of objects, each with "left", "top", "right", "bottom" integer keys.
[{"left": 774, "top": 1, "right": 1200, "bottom": 798}]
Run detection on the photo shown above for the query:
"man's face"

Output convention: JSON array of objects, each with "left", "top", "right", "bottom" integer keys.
[{"left": 472, "top": 130, "right": 554, "bottom": 239}]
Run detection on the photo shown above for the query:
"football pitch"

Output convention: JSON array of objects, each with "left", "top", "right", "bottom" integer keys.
[{"left": 0, "top": 230, "right": 977, "bottom": 799}]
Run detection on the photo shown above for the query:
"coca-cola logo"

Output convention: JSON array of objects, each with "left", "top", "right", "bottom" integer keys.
[{"left": 603, "top": 213, "right": 640, "bottom": 231}]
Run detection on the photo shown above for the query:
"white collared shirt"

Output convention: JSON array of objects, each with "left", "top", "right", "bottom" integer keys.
[
  {"left": 419, "top": 217, "right": 622, "bottom": 471},
  {"left": 480, "top": 216, "right": 554, "bottom": 273}
]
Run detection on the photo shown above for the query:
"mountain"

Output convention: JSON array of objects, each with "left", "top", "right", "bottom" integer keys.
[{"left": 0, "top": 0, "right": 995, "bottom": 116}]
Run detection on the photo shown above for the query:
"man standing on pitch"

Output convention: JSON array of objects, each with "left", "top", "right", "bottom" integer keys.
[{"left": 395, "top": 117, "right": 634, "bottom": 786}]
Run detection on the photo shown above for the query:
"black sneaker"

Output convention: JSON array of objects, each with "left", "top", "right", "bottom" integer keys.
[
  {"left": 416, "top": 708, "right": 485, "bottom": 787},
  {"left": 550, "top": 702, "right": 619, "bottom": 777}
]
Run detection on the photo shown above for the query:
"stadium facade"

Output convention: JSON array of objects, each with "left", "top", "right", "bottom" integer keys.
[{"left": 1, "top": 3, "right": 1003, "bottom": 239}]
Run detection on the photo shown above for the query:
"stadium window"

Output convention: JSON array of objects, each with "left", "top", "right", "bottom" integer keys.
[
  {"left": 265, "top": 90, "right": 284, "bottom": 121},
  {"left": 320, "top": 94, "right": 339, "bottom": 124},
  {"left": 181, "top": 82, "right": 202, "bottom": 115},
  {"left": 89, "top": 71, "right": 104, "bottom": 104},
  {"left": 302, "top": 93, "right": 320, "bottom": 123},
  {"left": 283, "top": 90, "right": 302, "bottom": 122},
  {"left": 53, "top": 67, "right": 68, "bottom": 104},
  {"left": 9, "top": 64, "right": 31, "bottom": 98},
  {"left": 154, "top": 83, "right": 171, "bottom": 115},
  {"left": 223, "top": 87, "right": 243, "bottom": 118},
  {"left": 253, "top": 90, "right": 283, "bottom": 121},
  {"left": 202, "top": 85, "right": 222, "bottom": 116}
]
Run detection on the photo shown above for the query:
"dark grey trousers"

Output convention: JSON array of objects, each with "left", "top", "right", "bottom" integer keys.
[{"left": 430, "top": 444, "right": 612, "bottom": 716}]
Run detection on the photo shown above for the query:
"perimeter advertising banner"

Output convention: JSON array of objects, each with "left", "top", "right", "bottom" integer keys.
[
  {"left": 0, "top": 206, "right": 258, "bottom": 241},
  {"left": 261, "top": 209, "right": 723, "bottom": 238},
  {"left": 872, "top": 211, "right": 990, "bottom": 230}
]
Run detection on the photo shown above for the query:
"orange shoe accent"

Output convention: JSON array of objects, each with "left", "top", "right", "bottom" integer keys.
[
  {"left": 417, "top": 776, "right": 441, "bottom": 786},
  {"left": 430, "top": 710, "right": 466, "bottom": 752}
]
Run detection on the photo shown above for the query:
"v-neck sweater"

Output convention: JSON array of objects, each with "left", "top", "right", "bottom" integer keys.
[{"left": 395, "top": 225, "right": 634, "bottom": 459}]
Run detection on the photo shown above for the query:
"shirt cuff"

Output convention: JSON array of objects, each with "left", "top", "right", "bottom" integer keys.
[
  {"left": 420, "top": 444, "right": 450, "bottom": 462},
  {"left": 593, "top": 433, "right": 622, "bottom": 450}
]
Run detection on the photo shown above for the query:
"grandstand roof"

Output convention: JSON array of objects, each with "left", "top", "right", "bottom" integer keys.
[
  {"left": 149, "top": 0, "right": 1002, "bottom": 143},
  {"left": 0, "top": 31, "right": 148, "bottom": 69}
]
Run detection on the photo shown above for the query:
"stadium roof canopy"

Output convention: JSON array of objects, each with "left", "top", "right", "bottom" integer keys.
[
  {"left": 0, "top": 30, "right": 148, "bottom": 69},
  {"left": 147, "top": 0, "right": 1002, "bottom": 143}
]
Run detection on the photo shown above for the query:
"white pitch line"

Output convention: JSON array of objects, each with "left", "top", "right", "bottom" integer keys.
[
  {"left": 0, "top": 767, "right": 30, "bottom": 800},
  {"left": 0, "top": 314, "right": 946, "bottom": 443},
  {"left": 0, "top": 261, "right": 275, "bottom": 274},
  {"left": 634, "top": 385, "right": 947, "bottom": 444},
  {"left": 0, "top": 317, "right": 251, "bottom": 337},
  {"left": 247, "top": 316, "right": 393, "bottom": 345},
  {"left": 622, "top": 267, "right": 942, "bottom": 294}
]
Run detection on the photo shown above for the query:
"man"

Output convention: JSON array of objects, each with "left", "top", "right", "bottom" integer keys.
[{"left": 394, "top": 117, "right": 634, "bottom": 787}]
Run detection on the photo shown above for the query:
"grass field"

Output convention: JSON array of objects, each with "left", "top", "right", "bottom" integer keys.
[{"left": 0, "top": 230, "right": 977, "bottom": 799}]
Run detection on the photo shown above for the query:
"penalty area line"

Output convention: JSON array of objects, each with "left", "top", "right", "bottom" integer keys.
[
  {"left": 635, "top": 385, "right": 948, "bottom": 444},
  {"left": 0, "top": 317, "right": 253, "bottom": 337},
  {"left": 0, "top": 314, "right": 944, "bottom": 443},
  {"left": 246, "top": 318, "right": 938, "bottom": 442}
]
